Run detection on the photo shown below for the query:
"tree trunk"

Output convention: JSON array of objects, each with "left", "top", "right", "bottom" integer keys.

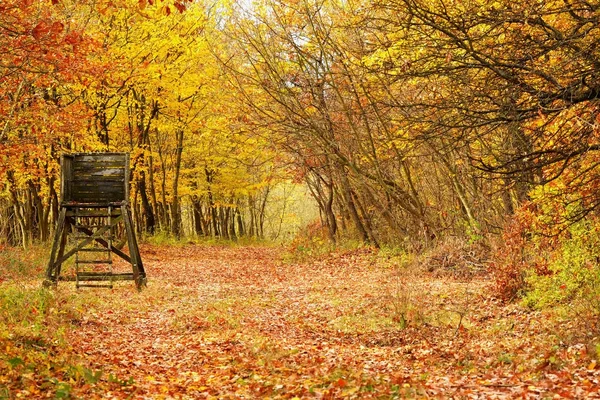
[
  {"left": 148, "top": 130, "right": 160, "bottom": 230},
  {"left": 138, "top": 171, "right": 155, "bottom": 234},
  {"left": 171, "top": 128, "right": 184, "bottom": 238},
  {"left": 339, "top": 169, "right": 369, "bottom": 244},
  {"left": 192, "top": 196, "right": 204, "bottom": 236}
]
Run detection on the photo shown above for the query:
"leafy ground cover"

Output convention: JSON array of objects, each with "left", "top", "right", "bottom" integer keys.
[{"left": 1, "top": 244, "right": 600, "bottom": 398}]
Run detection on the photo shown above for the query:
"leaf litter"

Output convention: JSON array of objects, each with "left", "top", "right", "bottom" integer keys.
[{"left": 2, "top": 244, "right": 600, "bottom": 398}]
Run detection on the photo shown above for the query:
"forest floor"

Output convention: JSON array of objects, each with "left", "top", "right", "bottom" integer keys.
[{"left": 1, "top": 243, "right": 600, "bottom": 399}]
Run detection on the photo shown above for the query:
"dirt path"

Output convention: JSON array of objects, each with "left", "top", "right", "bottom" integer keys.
[{"left": 61, "top": 244, "right": 600, "bottom": 398}]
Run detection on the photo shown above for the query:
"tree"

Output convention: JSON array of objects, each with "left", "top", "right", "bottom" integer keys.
[
  {"left": 0, "top": 0, "right": 99, "bottom": 246},
  {"left": 365, "top": 0, "right": 600, "bottom": 227}
]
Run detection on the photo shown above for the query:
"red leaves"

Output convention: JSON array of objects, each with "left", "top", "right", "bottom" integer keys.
[
  {"left": 31, "top": 21, "right": 50, "bottom": 40},
  {"left": 173, "top": 2, "right": 186, "bottom": 13},
  {"left": 335, "top": 378, "right": 347, "bottom": 388},
  {"left": 51, "top": 21, "right": 64, "bottom": 35},
  {"left": 64, "top": 31, "right": 81, "bottom": 46},
  {"left": 19, "top": 0, "right": 34, "bottom": 8},
  {"left": 31, "top": 20, "right": 64, "bottom": 40}
]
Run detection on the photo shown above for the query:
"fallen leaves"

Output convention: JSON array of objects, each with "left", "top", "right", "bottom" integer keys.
[{"left": 1, "top": 244, "right": 600, "bottom": 398}]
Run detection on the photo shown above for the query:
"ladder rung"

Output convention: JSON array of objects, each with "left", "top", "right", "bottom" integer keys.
[
  {"left": 76, "top": 273, "right": 134, "bottom": 281},
  {"left": 77, "top": 271, "right": 114, "bottom": 276},
  {"left": 76, "top": 284, "right": 114, "bottom": 288},
  {"left": 73, "top": 236, "right": 115, "bottom": 240},
  {"left": 78, "top": 248, "right": 110, "bottom": 252},
  {"left": 76, "top": 260, "right": 112, "bottom": 264}
]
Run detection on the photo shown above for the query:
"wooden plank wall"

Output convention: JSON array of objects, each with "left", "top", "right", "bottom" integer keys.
[{"left": 62, "top": 153, "right": 128, "bottom": 205}]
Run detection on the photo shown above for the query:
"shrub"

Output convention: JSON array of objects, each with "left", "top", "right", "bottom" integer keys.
[
  {"left": 284, "top": 220, "right": 332, "bottom": 262},
  {"left": 493, "top": 203, "right": 551, "bottom": 301},
  {"left": 523, "top": 221, "right": 600, "bottom": 318},
  {"left": 420, "top": 237, "right": 490, "bottom": 278}
]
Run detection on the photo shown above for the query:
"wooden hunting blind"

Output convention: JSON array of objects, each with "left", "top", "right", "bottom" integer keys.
[{"left": 44, "top": 153, "right": 146, "bottom": 289}]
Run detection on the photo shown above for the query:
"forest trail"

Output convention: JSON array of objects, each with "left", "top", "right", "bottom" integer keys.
[{"left": 12, "top": 245, "right": 600, "bottom": 398}]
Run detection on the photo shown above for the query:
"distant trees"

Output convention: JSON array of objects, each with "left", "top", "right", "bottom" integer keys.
[
  {"left": 0, "top": 0, "right": 284, "bottom": 246},
  {"left": 215, "top": 0, "right": 600, "bottom": 244}
]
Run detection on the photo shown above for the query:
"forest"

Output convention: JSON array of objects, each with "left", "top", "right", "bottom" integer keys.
[{"left": 2, "top": 0, "right": 600, "bottom": 397}]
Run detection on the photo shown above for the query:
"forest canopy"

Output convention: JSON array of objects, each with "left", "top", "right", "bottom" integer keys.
[{"left": 2, "top": 0, "right": 600, "bottom": 250}]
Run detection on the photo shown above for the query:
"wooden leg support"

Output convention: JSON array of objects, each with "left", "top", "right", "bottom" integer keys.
[
  {"left": 122, "top": 205, "right": 147, "bottom": 290},
  {"left": 44, "top": 208, "right": 67, "bottom": 286},
  {"left": 44, "top": 205, "right": 146, "bottom": 290}
]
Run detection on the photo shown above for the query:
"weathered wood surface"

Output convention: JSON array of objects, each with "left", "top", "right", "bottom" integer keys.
[
  {"left": 66, "top": 210, "right": 122, "bottom": 217},
  {"left": 62, "top": 153, "right": 129, "bottom": 205},
  {"left": 49, "top": 215, "right": 123, "bottom": 268}
]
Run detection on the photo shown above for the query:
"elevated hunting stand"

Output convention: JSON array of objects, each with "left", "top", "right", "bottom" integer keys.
[{"left": 44, "top": 153, "right": 146, "bottom": 289}]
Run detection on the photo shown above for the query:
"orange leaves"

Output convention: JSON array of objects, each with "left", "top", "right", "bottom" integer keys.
[
  {"left": 64, "top": 31, "right": 82, "bottom": 47},
  {"left": 138, "top": 0, "right": 156, "bottom": 9},
  {"left": 31, "top": 20, "right": 63, "bottom": 40},
  {"left": 335, "top": 377, "right": 347, "bottom": 387},
  {"left": 138, "top": 0, "right": 186, "bottom": 15},
  {"left": 173, "top": 2, "right": 186, "bottom": 13},
  {"left": 18, "top": 0, "right": 34, "bottom": 8},
  {"left": 0, "top": 0, "right": 100, "bottom": 197},
  {"left": 30, "top": 22, "right": 48, "bottom": 40},
  {"left": 3, "top": 243, "right": 600, "bottom": 397},
  {"left": 161, "top": 2, "right": 187, "bottom": 15}
]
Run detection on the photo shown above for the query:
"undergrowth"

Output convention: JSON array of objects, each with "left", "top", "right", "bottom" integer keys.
[
  {"left": 523, "top": 221, "right": 600, "bottom": 335},
  {"left": 493, "top": 198, "right": 600, "bottom": 352},
  {"left": 0, "top": 244, "right": 107, "bottom": 397},
  {"left": 0, "top": 243, "right": 48, "bottom": 282},
  {"left": 283, "top": 221, "right": 386, "bottom": 264}
]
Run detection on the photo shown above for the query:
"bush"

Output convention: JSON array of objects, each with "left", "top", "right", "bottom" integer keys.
[
  {"left": 284, "top": 220, "right": 332, "bottom": 262},
  {"left": 420, "top": 237, "right": 490, "bottom": 278},
  {"left": 523, "top": 221, "right": 600, "bottom": 317},
  {"left": 493, "top": 203, "right": 551, "bottom": 301}
]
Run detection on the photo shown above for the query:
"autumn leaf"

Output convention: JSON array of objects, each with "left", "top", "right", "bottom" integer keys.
[
  {"left": 174, "top": 2, "right": 186, "bottom": 13},
  {"left": 32, "top": 21, "right": 51, "bottom": 40}
]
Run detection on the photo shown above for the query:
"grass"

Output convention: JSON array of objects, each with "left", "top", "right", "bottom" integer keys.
[
  {"left": 0, "top": 243, "right": 48, "bottom": 281},
  {"left": 144, "top": 230, "right": 275, "bottom": 248}
]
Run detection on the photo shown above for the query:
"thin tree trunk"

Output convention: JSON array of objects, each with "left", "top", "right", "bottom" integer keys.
[
  {"left": 148, "top": 129, "right": 159, "bottom": 230},
  {"left": 339, "top": 169, "right": 369, "bottom": 244},
  {"left": 192, "top": 196, "right": 205, "bottom": 236},
  {"left": 171, "top": 128, "right": 184, "bottom": 238}
]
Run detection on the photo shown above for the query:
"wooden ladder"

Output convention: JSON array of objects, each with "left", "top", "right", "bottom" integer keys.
[
  {"left": 45, "top": 204, "right": 146, "bottom": 290},
  {"left": 75, "top": 206, "right": 114, "bottom": 289}
]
